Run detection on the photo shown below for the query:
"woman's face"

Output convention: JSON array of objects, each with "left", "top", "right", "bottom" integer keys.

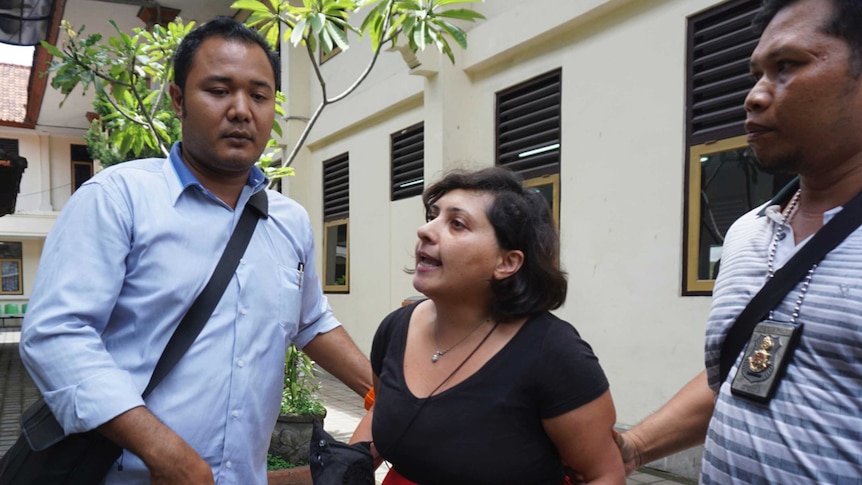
[{"left": 413, "top": 189, "right": 517, "bottom": 301}]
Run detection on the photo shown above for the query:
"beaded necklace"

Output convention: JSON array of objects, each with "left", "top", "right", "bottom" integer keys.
[{"left": 766, "top": 189, "right": 817, "bottom": 322}]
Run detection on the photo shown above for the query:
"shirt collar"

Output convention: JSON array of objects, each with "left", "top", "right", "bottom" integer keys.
[
  {"left": 166, "top": 142, "right": 269, "bottom": 206},
  {"left": 757, "top": 176, "right": 800, "bottom": 217}
]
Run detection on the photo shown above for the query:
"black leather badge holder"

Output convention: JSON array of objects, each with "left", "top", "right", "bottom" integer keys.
[{"left": 730, "top": 320, "right": 802, "bottom": 403}]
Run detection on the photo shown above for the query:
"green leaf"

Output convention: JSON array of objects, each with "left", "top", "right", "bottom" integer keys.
[
  {"left": 369, "top": 14, "right": 385, "bottom": 51},
  {"left": 434, "top": 8, "right": 485, "bottom": 21},
  {"left": 230, "top": 0, "right": 273, "bottom": 13},
  {"left": 432, "top": 0, "right": 483, "bottom": 7},
  {"left": 401, "top": 15, "right": 416, "bottom": 36},
  {"left": 290, "top": 17, "right": 308, "bottom": 46},
  {"left": 320, "top": 27, "right": 334, "bottom": 54},
  {"left": 40, "top": 41, "right": 63, "bottom": 58},
  {"left": 383, "top": 14, "right": 406, "bottom": 41},
  {"left": 117, "top": 131, "right": 133, "bottom": 158},
  {"left": 395, "top": 0, "right": 422, "bottom": 11},
  {"left": 325, "top": 21, "right": 349, "bottom": 51},
  {"left": 433, "top": 18, "right": 467, "bottom": 49},
  {"left": 309, "top": 13, "right": 325, "bottom": 36},
  {"left": 441, "top": 39, "right": 454, "bottom": 63},
  {"left": 330, "top": 16, "right": 360, "bottom": 36},
  {"left": 413, "top": 18, "right": 426, "bottom": 50},
  {"left": 268, "top": 166, "right": 296, "bottom": 179},
  {"left": 272, "top": 119, "right": 283, "bottom": 137},
  {"left": 359, "top": 0, "right": 387, "bottom": 34},
  {"left": 131, "top": 130, "right": 144, "bottom": 156}
]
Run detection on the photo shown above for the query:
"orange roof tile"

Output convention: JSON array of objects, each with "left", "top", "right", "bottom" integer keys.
[{"left": 0, "top": 63, "right": 30, "bottom": 123}]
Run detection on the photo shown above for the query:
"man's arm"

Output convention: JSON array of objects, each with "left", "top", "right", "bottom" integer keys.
[
  {"left": 98, "top": 406, "right": 213, "bottom": 484},
  {"left": 302, "top": 326, "right": 373, "bottom": 397},
  {"left": 615, "top": 370, "right": 715, "bottom": 475}
]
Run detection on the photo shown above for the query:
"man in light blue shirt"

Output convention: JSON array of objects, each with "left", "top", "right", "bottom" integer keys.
[{"left": 19, "top": 17, "right": 371, "bottom": 485}]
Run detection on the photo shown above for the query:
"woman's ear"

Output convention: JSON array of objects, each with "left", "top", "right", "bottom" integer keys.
[{"left": 494, "top": 249, "right": 524, "bottom": 280}]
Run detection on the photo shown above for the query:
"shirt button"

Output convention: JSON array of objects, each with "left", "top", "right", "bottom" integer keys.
[
  {"left": 225, "top": 461, "right": 232, "bottom": 469},
  {"left": 240, "top": 309, "right": 248, "bottom": 315},
  {"left": 237, "top": 359, "right": 244, "bottom": 368},
  {"left": 240, "top": 258, "right": 246, "bottom": 265},
  {"left": 232, "top": 410, "right": 239, "bottom": 418}
]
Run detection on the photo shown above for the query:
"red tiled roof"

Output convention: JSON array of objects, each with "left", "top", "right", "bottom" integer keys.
[{"left": 0, "top": 63, "right": 29, "bottom": 123}]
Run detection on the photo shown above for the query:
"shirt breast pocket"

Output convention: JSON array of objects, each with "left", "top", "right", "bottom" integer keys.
[{"left": 278, "top": 264, "right": 303, "bottom": 333}]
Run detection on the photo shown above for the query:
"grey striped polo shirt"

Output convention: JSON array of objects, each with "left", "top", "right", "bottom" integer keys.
[{"left": 702, "top": 192, "right": 862, "bottom": 484}]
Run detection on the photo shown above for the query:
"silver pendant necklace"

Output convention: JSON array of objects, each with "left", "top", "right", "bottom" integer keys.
[{"left": 432, "top": 317, "right": 490, "bottom": 363}]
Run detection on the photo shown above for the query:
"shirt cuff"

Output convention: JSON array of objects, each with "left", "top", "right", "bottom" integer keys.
[
  {"left": 294, "top": 316, "right": 341, "bottom": 349},
  {"left": 43, "top": 368, "right": 145, "bottom": 435}
]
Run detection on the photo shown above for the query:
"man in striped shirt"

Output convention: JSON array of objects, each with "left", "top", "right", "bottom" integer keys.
[{"left": 616, "top": 0, "right": 862, "bottom": 483}]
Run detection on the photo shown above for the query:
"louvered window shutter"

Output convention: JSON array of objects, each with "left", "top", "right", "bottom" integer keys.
[
  {"left": 323, "top": 154, "right": 349, "bottom": 221},
  {"left": 391, "top": 123, "right": 424, "bottom": 201},
  {"left": 688, "top": 0, "right": 760, "bottom": 144},
  {"left": 496, "top": 69, "right": 561, "bottom": 179},
  {"left": 0, "top": 139, "right": 20, "bottom": 158},
  {"left": 71, "top": 144, "right": 92, "bottom": 161}
]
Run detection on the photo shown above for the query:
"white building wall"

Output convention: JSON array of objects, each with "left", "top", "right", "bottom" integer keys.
[
  {"left": 2, "top": 0, "right": 743, "bottom": 476},
  {"left": 287, "top": 0, "right": 737, "bottom": 478}
]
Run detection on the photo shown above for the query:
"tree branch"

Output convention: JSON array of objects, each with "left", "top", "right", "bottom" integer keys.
[
  {"left": 128, "top": 55, "right": 171, "bottom": 156},
  {"left": 329, "top": 1, "right": 395, "bottom": 104},
  {"left": 281, "top": 0, "right": 396, "bottom": 168}
]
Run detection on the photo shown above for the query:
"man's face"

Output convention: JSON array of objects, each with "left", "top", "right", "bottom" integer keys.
[
  {"left": 169, "top": 37, "right": 275, "bottom": 180},
  {"left": 744, "top": 0, "right": 862, "bottom": 176}
]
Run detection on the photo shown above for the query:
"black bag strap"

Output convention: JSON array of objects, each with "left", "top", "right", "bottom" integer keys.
[
  {"left": 142, "top": 189, "right": 268, "bottom": 397},
  {"left": 719, "top": 183, "right": 862, "bottom": 382}
]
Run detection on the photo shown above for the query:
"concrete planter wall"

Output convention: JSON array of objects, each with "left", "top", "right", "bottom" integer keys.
[{"left": 269, "top": 412, "right": 326, "bottom": 465}]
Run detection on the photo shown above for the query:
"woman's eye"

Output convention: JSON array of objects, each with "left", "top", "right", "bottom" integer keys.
[{"left": 451, "top": 219, "right": 465, "bottom": 229}]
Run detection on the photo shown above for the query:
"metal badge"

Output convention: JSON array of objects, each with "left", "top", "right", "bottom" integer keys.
[
  {"left": 730, "top": 320, "right": 802, "bottom": 403},
  {"left": 747, "top": 334, "right": 777, "bottom": 375}
]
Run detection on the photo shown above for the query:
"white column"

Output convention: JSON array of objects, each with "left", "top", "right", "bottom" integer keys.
[{"left": 37, "top": 133, "right": 53, "bottom": 212}]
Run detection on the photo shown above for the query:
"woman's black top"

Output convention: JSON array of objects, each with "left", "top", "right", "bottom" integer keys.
[{"left": 370, "top": 304, "right": 609, "bottom": 485}]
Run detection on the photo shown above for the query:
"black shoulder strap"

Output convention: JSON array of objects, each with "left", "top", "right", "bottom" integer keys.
[
  {"left": 719, "top": 185, "right": 862, "bottom": 382},
  {"left": 143, "top": 189, "right": 268, "bottom": 397}
]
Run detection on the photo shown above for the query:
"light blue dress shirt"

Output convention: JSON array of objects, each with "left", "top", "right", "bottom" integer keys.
[{"left": 19, "top": 143, "right": 339, "bottom": 484}]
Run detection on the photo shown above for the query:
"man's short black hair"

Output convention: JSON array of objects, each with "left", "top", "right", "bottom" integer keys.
[
  {"left": 754, "top": 0, "right": 862, "bottom": 77},
  {"left": 173, "top": 16, "right": 280, "bottom": 92}
]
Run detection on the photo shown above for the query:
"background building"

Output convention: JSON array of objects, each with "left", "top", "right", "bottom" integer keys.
[
  {"left": 2, "top": 0, "right": 773, "bottom": 478},
  {"left": 283, "top": 0, "right": 771, "bottom": 477}
]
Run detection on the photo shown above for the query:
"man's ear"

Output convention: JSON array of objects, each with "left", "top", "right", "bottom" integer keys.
[
  {"left": 494, "top": 249, "right": 524, "bottom": 281},
  {"left": 169, "top": 83, "right": 183, "bottom": 118}
]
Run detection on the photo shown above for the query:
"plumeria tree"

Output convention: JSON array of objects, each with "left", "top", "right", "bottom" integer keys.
[
  {"left": 41, "top": 0, "right": 484, "bottom": 177},
  {"left": 235, "top": 0, "right": 485, "bottom": 168}
]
